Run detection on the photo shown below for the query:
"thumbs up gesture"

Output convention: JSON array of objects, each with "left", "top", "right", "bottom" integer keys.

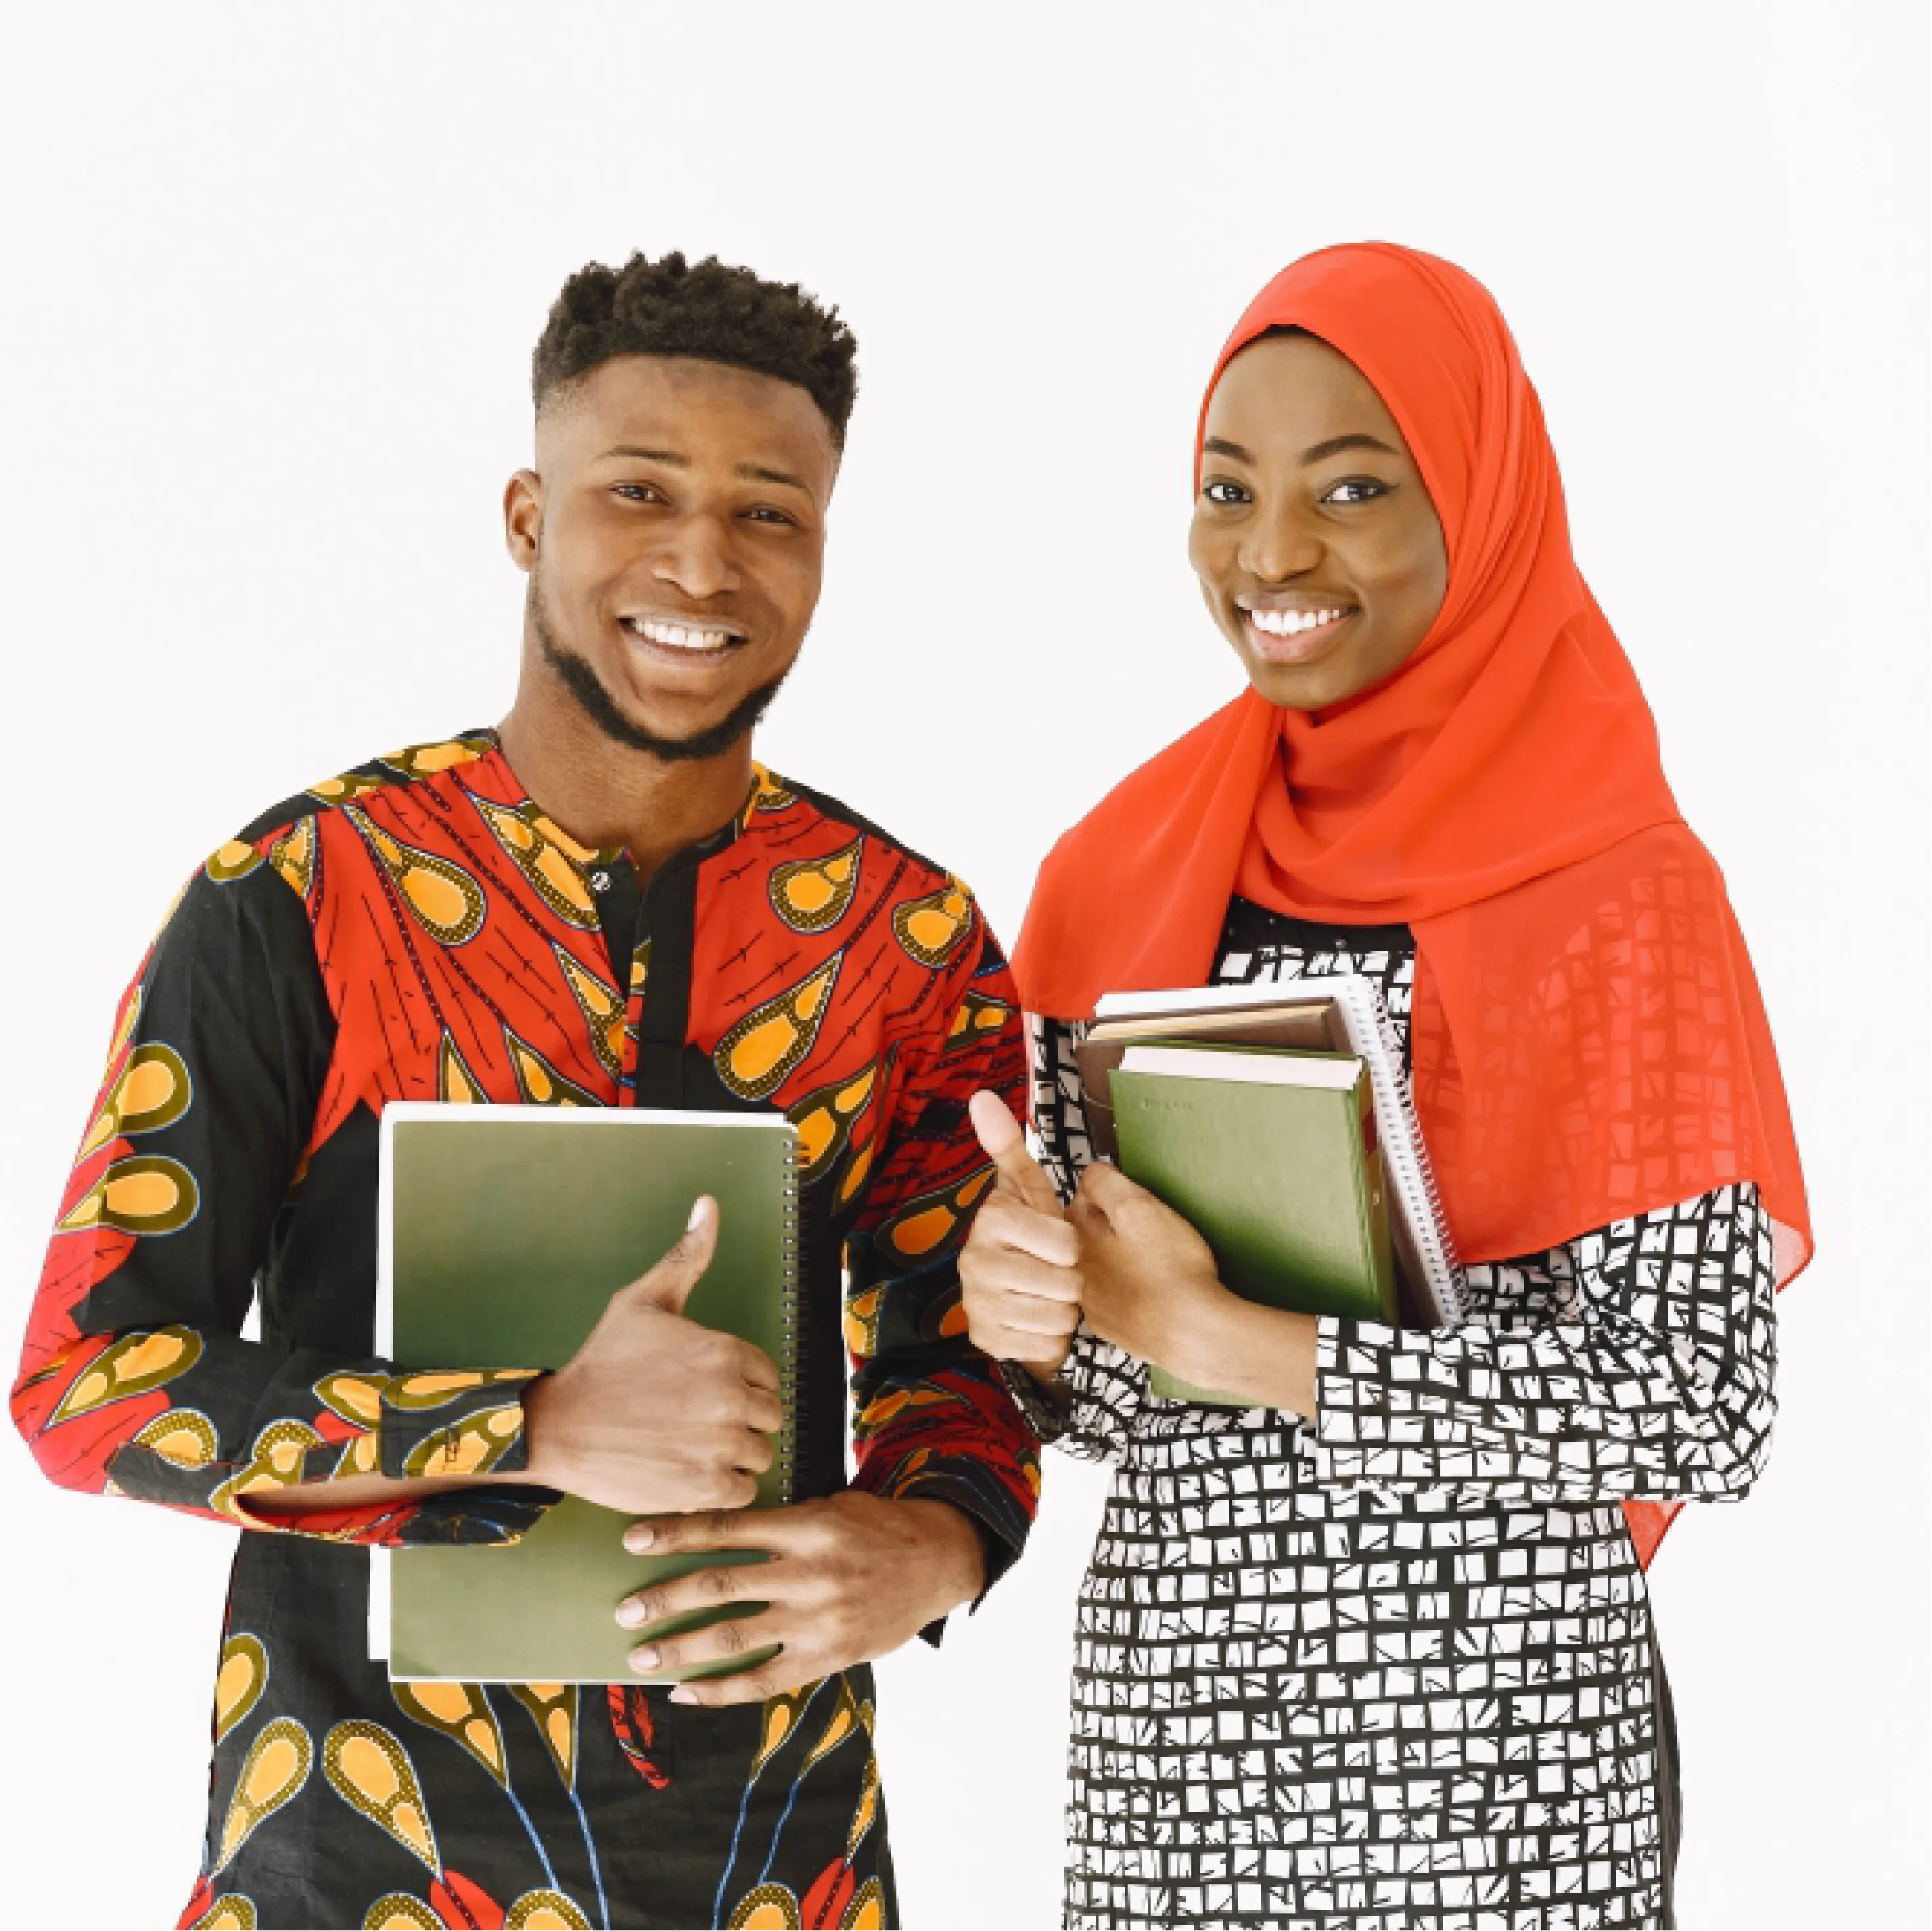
[
  {"left": 520, "top": 1196, "right": 786, "bottom": 1514},
  {"left": 958, "top": 1091, "right": 1083, "bottom": 1378}
]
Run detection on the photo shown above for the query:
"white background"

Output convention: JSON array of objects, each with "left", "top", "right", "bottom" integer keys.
[{"left": 1, "top": 5, "right": 1925, "bottom": 1927}]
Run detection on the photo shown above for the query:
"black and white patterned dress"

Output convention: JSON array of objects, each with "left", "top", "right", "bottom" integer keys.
[{"left": 1025, "top": 900, "right": 1778, "bottom": 1931}]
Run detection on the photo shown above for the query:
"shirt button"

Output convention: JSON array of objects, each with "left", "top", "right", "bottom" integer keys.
[{"left": 590, "top": 870, "right": 610, "bottom": 894}]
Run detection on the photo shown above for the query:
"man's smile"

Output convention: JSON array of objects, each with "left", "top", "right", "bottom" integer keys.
[{"left": 619, "top": 609, "right": 750, "bottom": 666}]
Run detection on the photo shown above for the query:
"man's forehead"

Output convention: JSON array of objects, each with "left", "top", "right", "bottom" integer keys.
[{"left": 537, "top": 354, "right": 836, "bottom": 473}]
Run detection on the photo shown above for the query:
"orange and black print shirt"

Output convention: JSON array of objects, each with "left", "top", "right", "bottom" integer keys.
[{"left": 12, "top": 731, "right": 1038, "bottom": 1930}]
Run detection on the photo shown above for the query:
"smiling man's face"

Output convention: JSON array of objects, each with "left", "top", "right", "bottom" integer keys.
[{"left": 505, "top": 354, "right": 839, "bottom": 758}]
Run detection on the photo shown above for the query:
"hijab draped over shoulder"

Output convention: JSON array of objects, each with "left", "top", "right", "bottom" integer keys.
[{"left": 1010, "top": 243, "right": 1810, "bottom": 1564}]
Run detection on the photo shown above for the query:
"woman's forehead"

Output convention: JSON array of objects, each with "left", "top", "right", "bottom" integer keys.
[{"left": 1206, "top": 332, "right": 1412, "bottom": 457}]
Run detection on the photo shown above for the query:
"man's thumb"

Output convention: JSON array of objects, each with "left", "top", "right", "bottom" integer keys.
[
  {"left": 633, "top": 1195, "right": 718, "bottom": 1314},
  {"left": 968, "top": 1090, "right": 1060, "bottom": 1213}
]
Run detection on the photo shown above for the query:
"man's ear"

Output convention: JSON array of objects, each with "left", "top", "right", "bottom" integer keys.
[{"left": 503, "top": 469, "right": 543, "bottom": 572}]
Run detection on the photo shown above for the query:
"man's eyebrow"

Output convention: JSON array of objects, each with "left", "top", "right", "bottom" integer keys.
[
  {"left": 737, "top": 463, "right": 812, "bottom": 494},
  {"left": 598, "top": 444, "right": 689, "bottom": 466}
]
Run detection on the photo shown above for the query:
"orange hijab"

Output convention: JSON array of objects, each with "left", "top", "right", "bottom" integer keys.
[{"left": 1011, "top": 243, "right": 1810, "bottom": 1565}]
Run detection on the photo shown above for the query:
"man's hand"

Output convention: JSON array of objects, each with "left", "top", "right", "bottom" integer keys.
[
  {"left": 613, "top": 1492, "right": 986, "bottom": 1704},
  {"left": 957, "top": 1090, "right": 1081, "bottom": 1378},
  {"left": 1074, "top": 1162, "right": 1317, "bottom": 1416},
  {"left": 520, "top": 1196, "right": 785, "bottom": 1514}
]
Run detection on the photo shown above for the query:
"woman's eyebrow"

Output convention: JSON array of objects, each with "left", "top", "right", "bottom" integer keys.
[
  {"left": 1301, "top": 432, "right": 1399, "bottom": 464},
  {"left": 1201, "top": 432, "right": 1401, "bottom": 466}
]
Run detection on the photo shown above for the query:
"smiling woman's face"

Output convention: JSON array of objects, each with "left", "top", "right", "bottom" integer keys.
[{"left": 1189, "top": 331, "right": 1449, "bottom": 711}]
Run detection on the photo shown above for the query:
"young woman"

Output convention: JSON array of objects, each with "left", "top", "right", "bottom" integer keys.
[{"left": 959, "top": 243, "right": 1810, "bottom": 1931}]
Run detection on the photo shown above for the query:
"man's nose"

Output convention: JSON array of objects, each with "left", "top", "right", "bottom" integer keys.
[{"left": 652, "top": 513, "right": 739, "bottom": 601}]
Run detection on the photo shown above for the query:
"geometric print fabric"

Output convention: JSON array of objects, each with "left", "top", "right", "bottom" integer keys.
[{"left": 1029, "top": 899, "right": 1776, "bottom": 1930}]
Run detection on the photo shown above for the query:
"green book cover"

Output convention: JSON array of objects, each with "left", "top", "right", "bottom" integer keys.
[
  {"left": 378, "top": 1104, "right": 798, "bottom": 1683},
  {"left": 1110, "top": 1046, "right": 1396, "bottom": 1407}
]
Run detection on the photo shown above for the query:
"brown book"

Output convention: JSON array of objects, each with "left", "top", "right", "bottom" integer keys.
[{"left": 1075, "top": 1000, "right": 1350, "bottom": 1161}]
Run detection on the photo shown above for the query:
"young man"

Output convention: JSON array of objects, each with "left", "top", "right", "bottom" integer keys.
[{"left": 12, "top": 254, "right": 1038, "bottom": 1930}]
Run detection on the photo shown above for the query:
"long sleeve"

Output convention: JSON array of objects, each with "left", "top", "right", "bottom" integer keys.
[
  {"left": 843, "top": 911, "right": 1041, "bottom": 1590},
  {"left": 1312, "top": 1182, "right": 1778, "bottom": 1502},
  {"left": 1024, "top": 1014, "right": 1145, "bottom": 1465},
  {"left": 11, "top": 845, "right": 551, "bottom": 1548}
]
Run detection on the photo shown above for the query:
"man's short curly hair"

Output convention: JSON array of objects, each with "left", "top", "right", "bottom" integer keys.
[{"left": 533, "top": 252, "right": 858, "bottom": 443}]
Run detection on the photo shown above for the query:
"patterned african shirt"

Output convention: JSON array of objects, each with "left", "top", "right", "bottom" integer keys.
[{"left": 12, "top": 730, "right": 1040, "bottom": 1931}]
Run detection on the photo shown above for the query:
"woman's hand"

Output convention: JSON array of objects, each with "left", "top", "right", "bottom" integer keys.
[
  {"left": 958, "top": 1092, "right": 1082, "bottom": 1378},
  {"left": 1073, "top": 1163, "right": 1318, "bottom": 1417}
]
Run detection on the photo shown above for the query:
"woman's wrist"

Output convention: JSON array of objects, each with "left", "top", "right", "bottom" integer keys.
[{"left": 1172, "top": 1293, "right": 1319, "bottom": 1418}]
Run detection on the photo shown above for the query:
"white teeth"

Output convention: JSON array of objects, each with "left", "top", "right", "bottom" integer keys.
[
  {"left": 629, "top": 618, "right": 733, "bottom": 651},
  {"left": 1245, "top": 606, "right": 1348, "bottom": 637}
]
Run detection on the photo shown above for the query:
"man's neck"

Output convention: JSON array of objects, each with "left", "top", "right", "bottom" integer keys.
[{"left": 496, "top": 695, "right": 753, "bottom": 892}]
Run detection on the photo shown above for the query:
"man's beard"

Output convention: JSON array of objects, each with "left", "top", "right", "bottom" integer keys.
[{"left": 531, "top": 581, "right": 789, "bottom": 763}]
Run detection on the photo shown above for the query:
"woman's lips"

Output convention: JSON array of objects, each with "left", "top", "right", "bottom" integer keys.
[{"left": 1242, "top": 605, "right": 1358, "bottom": 666}]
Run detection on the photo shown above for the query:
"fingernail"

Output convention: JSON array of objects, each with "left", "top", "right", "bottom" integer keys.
[
  {"left": 616, "top": 1600, "right": 645, "bottom": 1628},
  {"left": 626, "top": 1525, "right": 655, "bottom": 1552},
  {"left": 668, "top": 1686, "right": 697, "bottom": 1704},
  {"left": 629, "top": 1646, "right": 661, "bottom": 1672},
  {"left": 687, "top": 1199, "right": 704, "bottom": 1232}
]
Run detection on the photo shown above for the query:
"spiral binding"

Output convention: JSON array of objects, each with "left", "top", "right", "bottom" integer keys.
[
  {"left": 1342, "top": 977, "right": 1465, "bottom": 1325},
  {"left": 776, "top": 1132, "right": 800, "bottom": 1505}
]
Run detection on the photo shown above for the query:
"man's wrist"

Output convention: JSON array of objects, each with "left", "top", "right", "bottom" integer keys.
[{"left": 892, "top": 1497, "right": 987, "bottom": 1617}]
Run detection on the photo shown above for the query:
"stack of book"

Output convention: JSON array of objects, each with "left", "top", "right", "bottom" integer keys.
[{"left": 1077, "top": 975, "right": 1463, "bottom": 1405}]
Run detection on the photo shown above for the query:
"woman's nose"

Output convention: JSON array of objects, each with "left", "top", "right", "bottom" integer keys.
[
  {"left": 652, "top": 513, "right": 739, "bottom": 601},
  {"left": 1239, "top": 503, "right": 1322, "bottom": 584}
]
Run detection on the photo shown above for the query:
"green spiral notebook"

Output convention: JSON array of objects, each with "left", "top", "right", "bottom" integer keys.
[
  {"left": 371, "top": 1104, "right": 799, "bottom": 1683},
  {"left": 1111, "top": 1044, "right": 1397, "bottom": 1406}
]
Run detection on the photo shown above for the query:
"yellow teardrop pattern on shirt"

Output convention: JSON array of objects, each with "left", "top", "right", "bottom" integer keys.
[
  {"left": 891, "top": 877, "right": 974, "bottom": 969},
  {"left": 752, "top": 1683, "right": 818, "bottom": 1773},
  {"left": 209, "top": 1419, "right": 326, "bottom": 1519},
  {"left": 216, "top": 1717, "right": 312, "bottom": 1871},
  {"left": 714, "top": 955, "right": 842, "bottom": 1103},
  {"left": 132, "top": 1405, "right": 218, "bottom": 1470},
  {"left": 361, "top": 1899, "right": 441, "bottom": 1931},
  {"left": 315, "top": 1371, "right": 384, "bottom": 1428},
  {"left": 554, "top": 944, "right": 626, "bottom": 1077},
  {"left": 388, "top": 1367, "right": 540, "bottom": 1412},
  {"left": 268, "top": 816, "right": 318, "bottom": 900},
  {"left": 187, "top": 1893, "right": 259, "bottom": 1930},
  {"left": 871, "top": 1165, "right": 995, "bottom": 1267},
  {"left": 378, "top": 735, "right": 493, "bottom": 780},
  {"left": 347, "top": 806, "right": 486, "bottom": 947},
  {"left": 204, "top": 839, "right": 263, "bottom": 884},
  {"left": 78, "top": 1042, "right": 191, "bottom": 1158},
  {"left": 436, "top": 1034, "right": 487, "bottom": 1104},
  {"left": 847, "top": 1741, "right": 881, "bottom": 1860},
  {"left": 307, "top": 767, "right": 394, "bottom": 808},
  {"left": 323, "top": 1720, "right": 438, "bottom": 1869},
  {"left": 57, "top": 1153, "right": 200, "bottom": 1238},
  {"left": 736, "top": 764, "right": 799, "bottom": 830},
  {"left": 727, "top": 1885, "right": 801, "bottom": 1931},
  {"left": 392, "top": 1680, "right": 507, "bottom": 1785},
  {"left": 843, "top": 1876, "right": 885, "bottom": 1930},
  {"left": 768, "top": 836, "right": 862, "bottom": 935},
  {"left": 843, "top": 1286, "right": 885, "bottom": 1359},
  {"left": 506, "top": 1895, "right": 593, "bottom": 1931},
  {"left": 787, "top": 1062, "right": 877, "bottom": 1186},
  {"left": 472, "top": 795, "right": 601, "bottom": 931},
  {"left": 506, "top": 1683, "right": 578, "bottom": 1787},
  {"left": 400, "top": 1401, "right": 525, "bottom": 1479},
  {"left": 47, "top": 1325, "right": 204, "bottom": 1425},
  {"left": 505, "top": 1027, "right": 599, "bottom": 1107},
  {"left": 942, "top": 990, "right": 1011, "bottom": 1055},
  {"left": 802, "top": 1676, "right": 865, "bottom": 1770},
  {"left": 214, "top": 1633, "right": 269, "bottom": 1743}
]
